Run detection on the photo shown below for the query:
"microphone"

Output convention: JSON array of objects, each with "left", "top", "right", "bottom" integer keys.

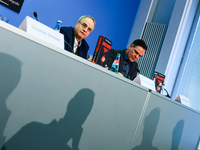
[
  {"left": 33, "top": 12, "right": 38, "bottom": 21},
  {"left": 164, "top": 88, "right": 171, "bottom": 98},
  {"left": 64, "top": 40, "right": 73, "bottom": 53}
]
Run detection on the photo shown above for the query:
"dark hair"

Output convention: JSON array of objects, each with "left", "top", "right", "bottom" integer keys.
[{"left": 132, "top": 39, "right": 147, "bottom": 50}]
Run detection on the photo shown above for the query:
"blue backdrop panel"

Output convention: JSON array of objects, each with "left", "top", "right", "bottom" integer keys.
[{"left": 0, "top": 0, "right": 141, "bottom": 55}]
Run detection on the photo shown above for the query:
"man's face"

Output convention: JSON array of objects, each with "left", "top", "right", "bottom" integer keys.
[
  {"left": 74, "top": 17, "right": 95, "bottom": 42},
  {"left": 126, "top": 44, "right": 145, "bottom": 62}
]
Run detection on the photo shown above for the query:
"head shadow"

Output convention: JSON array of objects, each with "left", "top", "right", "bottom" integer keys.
[
  {"left": 132, "top": 107, "right": 160, "bottom": 150},
  {"left": 1, "top": 88, "right": 95, "bottom": 150},
  {"left": 0, "top": 53, "right": 22, "bottom": 147},
  {"left": 171, "top": 119, "right": 185, "bottom": 150}
]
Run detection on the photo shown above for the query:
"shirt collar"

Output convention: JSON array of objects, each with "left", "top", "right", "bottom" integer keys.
[{"left": 74, "top": 37, "right": 82, "bottom": 47}]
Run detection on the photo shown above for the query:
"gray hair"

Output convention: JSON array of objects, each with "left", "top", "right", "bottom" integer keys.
[{"left": 78, "top": 15, "right": 96, "bottom": 27}]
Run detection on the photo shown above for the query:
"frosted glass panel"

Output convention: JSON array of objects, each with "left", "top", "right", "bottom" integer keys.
[{"left": 176, "top": 16, "right": 200, "bottom": 111}]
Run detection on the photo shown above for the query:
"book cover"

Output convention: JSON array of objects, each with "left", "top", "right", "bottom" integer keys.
[
  {"left": 92, "top": 35, "right": 112, "bottom": 67},
  {"left": 152, "top": 71, "right": 165, "bottom": 93}
]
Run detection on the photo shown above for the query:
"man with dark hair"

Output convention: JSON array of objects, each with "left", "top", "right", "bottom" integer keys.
[
  {"left": 60, "top": 15, "right": 96, "bottom": 59},
  {"left": 105, "top": 39, "right": 147, "bottom": 80}
]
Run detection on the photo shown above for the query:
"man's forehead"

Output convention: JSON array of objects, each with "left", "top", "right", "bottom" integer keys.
[{"left": 83, "top": 18, "right": 95, "bottom": 28}]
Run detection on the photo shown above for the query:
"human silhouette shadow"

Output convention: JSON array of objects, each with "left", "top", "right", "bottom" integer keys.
[
  {"left": 132, "top": 107, "right": 160, "bottom": 150},
  {"left": 0, "top": 53, "right": 22, "bottom": 148},
  {"left": 171, "top": 119, "right": 184, "bottom": 150},
  {"left": 1, "top": 88, "right": 95, "bottom": 150}
]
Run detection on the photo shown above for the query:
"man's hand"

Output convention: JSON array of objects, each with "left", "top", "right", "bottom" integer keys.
[
  {"left": 105, "top": 64, "right": 109, "bottom": 70},
  {"left": 117, "top": 72, "right": 124, "bottom": 77}
]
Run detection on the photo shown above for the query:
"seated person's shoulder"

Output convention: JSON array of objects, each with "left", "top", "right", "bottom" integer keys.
[{"left": 60, "top": 26, "right": 74, "bottom": 34}]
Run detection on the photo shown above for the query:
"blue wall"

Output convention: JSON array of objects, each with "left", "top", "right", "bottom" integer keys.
[{"left": 0, "top": 0, "right": 141, "bottom": 56}]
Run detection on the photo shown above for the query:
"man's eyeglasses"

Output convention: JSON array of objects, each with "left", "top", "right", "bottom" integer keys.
[{"left": 79, "top": 21, "right": 93, "bottom": 32}]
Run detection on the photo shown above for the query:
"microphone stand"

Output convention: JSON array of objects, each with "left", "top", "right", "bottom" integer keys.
[{"left": 164, "top": 88, "right": 171, "bottom": 98}]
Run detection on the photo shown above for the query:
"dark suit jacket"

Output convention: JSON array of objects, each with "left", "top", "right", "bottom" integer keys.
[
  {"left": 106, "top": 49, "right": 138, "bottom": 80},
  {"left": 60, "top": 26, "right": 89, "bottom": 59}
]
